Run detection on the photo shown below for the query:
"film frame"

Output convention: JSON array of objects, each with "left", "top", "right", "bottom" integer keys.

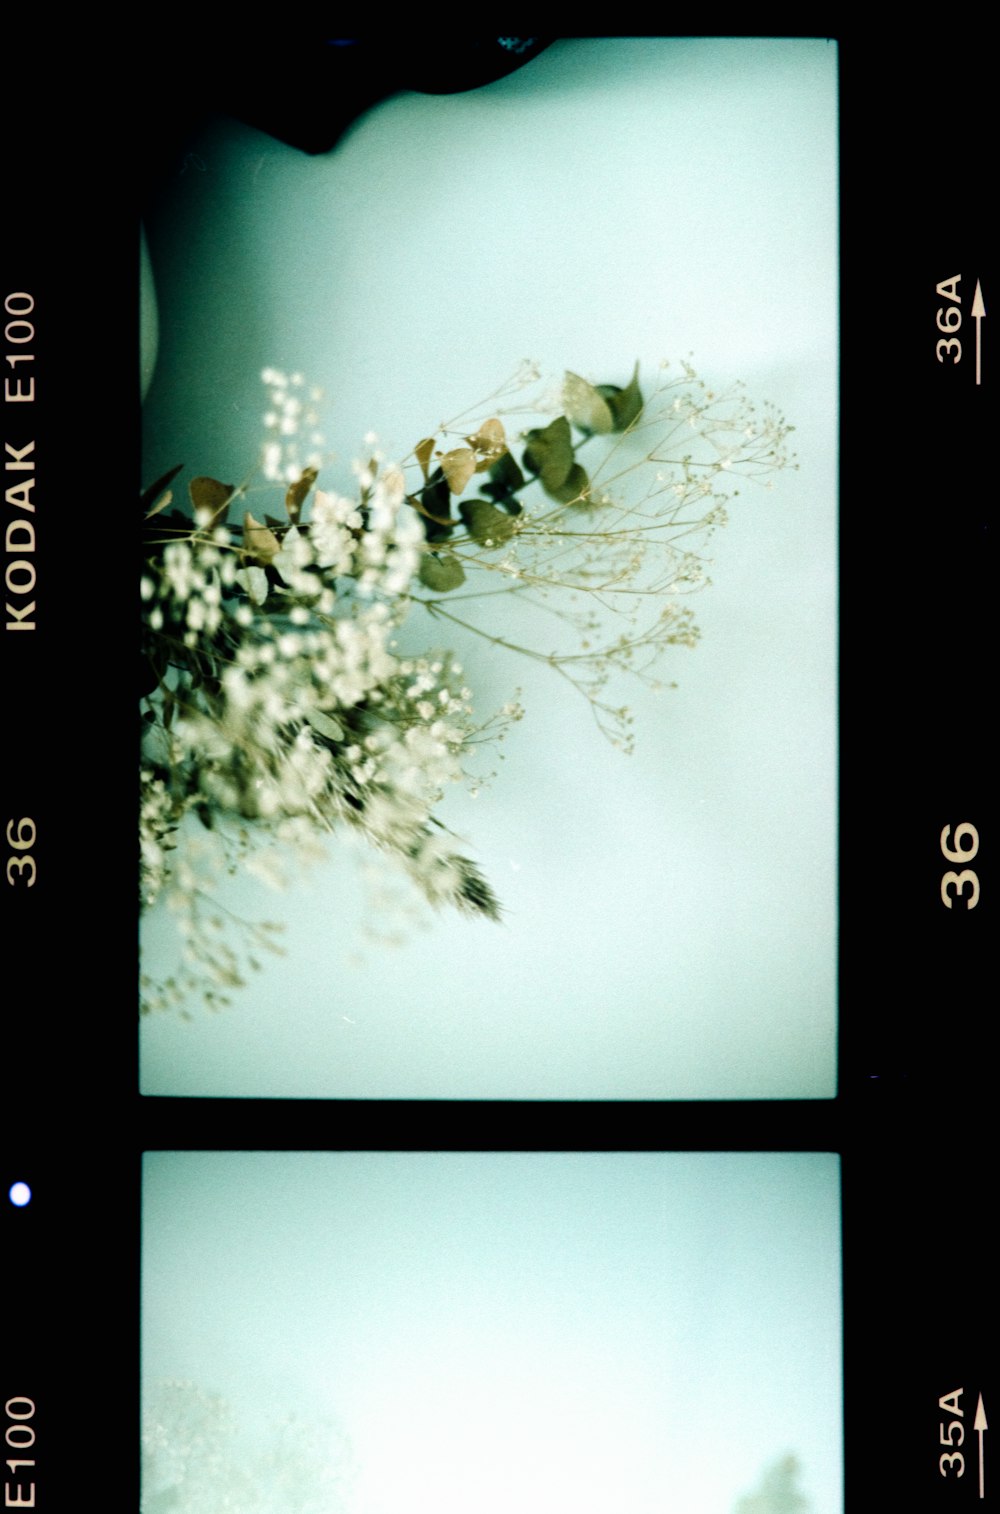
[{"left": 2, "top": 27, "right": 991, "bottom": 1512}]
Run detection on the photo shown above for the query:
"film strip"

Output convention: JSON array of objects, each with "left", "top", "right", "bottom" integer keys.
[{"left": 3, "top": 30, "right": 991, "bottom": 1512}]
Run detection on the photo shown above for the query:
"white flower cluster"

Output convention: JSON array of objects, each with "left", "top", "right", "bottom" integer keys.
[
  {"left": 309, "top": 488, "right": 362, "bottom": 572},
  {"left": 350, "top": 454, "right": 425, "bottom": 598},
  {"left": 141, "top": 432, "right": 505, "bottom": 1011},
  {"left": 139, "top": 770, "right": 176, "bottom": 905},
  {"left": 141, "top": 531, "right": 236, "bottom": 647},
  {"left": 142, "top": 1380, "right": 355, "bottom": 1514},
  {"left": 260, "top": 367, "right": 326, "bottom": 483}
]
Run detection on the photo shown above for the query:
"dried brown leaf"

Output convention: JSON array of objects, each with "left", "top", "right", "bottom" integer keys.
[
  {"left": 189, "top": 476, "right": 235, "bottom": 529},
  {"left": 468, "top": 417, "right": 507, "bottom": 471},
  {"left": 242, "top": 511, "right": 281, "bottom": 564},
  {"left": 415, "top": 437, "right": 436, "bottom": 480},
  {"left": 285, "top": 466, "right": 318, "bottom": 524},
  {"left": 440, "top": 447, "right": 477, "bottom": 496},
  {"left": 144, "top": 488, "right": 174, "bottom": 521},
  {"left": 141, "top": 462, "right": 184, "bottom": 515}
]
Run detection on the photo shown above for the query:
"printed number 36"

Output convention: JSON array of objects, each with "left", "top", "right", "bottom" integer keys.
[{"left": 940, "top": 823, "right": 979, "bottom": 910}]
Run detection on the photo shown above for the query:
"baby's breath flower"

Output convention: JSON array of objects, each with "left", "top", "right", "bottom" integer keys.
[{"left": 142, "top": 358, "right": 794, "bottom": 1011}]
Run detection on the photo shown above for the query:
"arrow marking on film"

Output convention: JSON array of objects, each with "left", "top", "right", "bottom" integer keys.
[
  {"left": 972, "top": 280, "right": 986, "bottom": 386},
  {"left": 975, "top": 1392, "right": 988, "bottom": 1500}
]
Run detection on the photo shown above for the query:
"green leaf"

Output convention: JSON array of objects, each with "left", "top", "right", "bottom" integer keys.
[
  {"left": 522, "top": 414, "right": 574, "bottom": 491},
  {"left": 416, "top": 470, "right": 455, "bottom": 543},
  {"left": 459, "top": 499, "right": 516, "bottom": 547},
  {"left": 543, "top": 460, "right": 591, "bottom": 505},
  {"left": 141, "top": 463, "right": 184, "bottom": 516},
  {"left": 563, "top": 372, "right": 614, "bottom": 434},
  {"left": 482, "top": 450, "right": 525, "bottom": 514},
  {"left": 236, "top": 565, "right": 269, "bottom": 605},
  {"left": 306, "top": 708, "right": 345, "bottom": 742},
  {"left": 597, "top": 362, "right": 643, "bottom": 432},
  {"left": 418, "top": 551, "right": 467, "bottom": 592}
]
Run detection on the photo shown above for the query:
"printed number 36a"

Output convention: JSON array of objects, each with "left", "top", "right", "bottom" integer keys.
[{"left": 940, "top": 823, "right": 979, "bottom": 910}]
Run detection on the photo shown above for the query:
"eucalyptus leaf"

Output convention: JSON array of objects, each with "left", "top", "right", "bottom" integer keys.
[
  {"left": 597, "top": 362, "right": 643, "bottom": 432},
  {"left": 522, "top": 414, "right": 574, "bottom": 491},
  {"left": 467, "top": 417, "right": 507, "bottom": 470},
  {"left": 459, "top": 499, "right": 516, "bottom": 547},
  {"left": 419, "top": 551, "right": 466, "bottom": 592},
  {"left": 190, "top": 475, "right": 235, "bottom": 528},
  {"left": 306, "top": 708, "right": 345, "bottom": 742},
  {"left": 544, "top": 461, "right": 591, "bottom": 506},
  {"left": 415, "top": 437, "right": 436, "bottom": 480},
  {"left": 416, "top": 470, "right": 455, "bottom": 543},
  {"left": 242, "top": 512, "right": 282, "bottom": 564},
  {"left": 563, "top": 372, "right": 614, "bottom": 434},
  {"left": 441, "top": 448, "right": 477, "bottom": 496},
  {"left": 236, "top": 566, "right": 269, "bottom": 604},
  {"left": 141, "top": 462, "right": 184, "bottom": 516},
  {"left": 143, "top": 487, "right": 175, "bottom": 521},
  {"left": 482, "top": 449, "right": 525, "bottom": 513},
  {"left": 285, "top": 466, "right": 318, "bottom": 523}
]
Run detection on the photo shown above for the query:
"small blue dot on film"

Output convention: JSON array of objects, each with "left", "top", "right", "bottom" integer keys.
[{"left": 9, "top": 1182, "right": 31, "bottom": 1207}]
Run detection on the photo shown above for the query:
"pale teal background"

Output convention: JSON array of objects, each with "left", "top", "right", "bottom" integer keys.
[
  {"left": 143, "top": 1151, "right": 843, "bottom": 1514},
  {"left": 140, "top": 39, "right": 838, "bottom": 1098}
]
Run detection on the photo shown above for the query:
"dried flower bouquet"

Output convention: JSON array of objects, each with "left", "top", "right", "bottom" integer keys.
[{"left": 140, "top": 361, "right": 794, "bottom": 1012}]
